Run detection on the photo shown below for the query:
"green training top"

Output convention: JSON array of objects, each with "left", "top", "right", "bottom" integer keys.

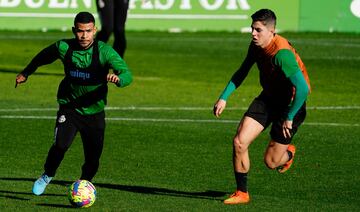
[{"left": 21, "top": 39, "right": 132, "bottom": 115}]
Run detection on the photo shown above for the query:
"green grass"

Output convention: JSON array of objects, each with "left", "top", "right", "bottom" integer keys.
[{"left": 0, "top": 30, "right": 360, "bottom": 211}]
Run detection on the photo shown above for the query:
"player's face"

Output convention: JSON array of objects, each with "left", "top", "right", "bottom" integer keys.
[
  {"left": 251, "top": 21, "right": 275, "bottom": 48},
  {"left": 73, "top": 22, "right": 97, "bottom": 49}
]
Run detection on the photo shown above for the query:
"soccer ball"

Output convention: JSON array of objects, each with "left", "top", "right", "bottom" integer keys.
[{"left": 68, "top": 180, "right": 96, "bottom": 208}]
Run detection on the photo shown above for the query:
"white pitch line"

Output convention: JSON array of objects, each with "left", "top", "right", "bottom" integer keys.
[
  {"left": 307, "top": 106, "right": 360, "bottom": 110},
  {"left": 128, "top": 14, "right": 248, "bottom": 20},
  {"left": 0, "top": 115, "right": 54, "bottom": 120},
  {"left": 0, "top": 115, "right": 358, "bottom": 127},
  {"left": 0, "top": 12, "right": 247, "bottom": 20},
  {"left": 1, "top": 34, "right": 360, "bottom": 49},
  {"left": 0, "top": 12, "right": 94, "bottom": 18},
  {"left": 0, "top": 105, "right": 359, "bottom": 112},
  {"left": 304, "top": 122, "right": 360, "bottom": 127},
  {"left": 106, "top": 117, "right": 237, "bottom": 123},
  {"left": 0, "top": 108, "right": 58, "bottom": 112},
  {"left": 106, "top": 106, "right": 248, "bottom": 111},
  {"left": 303, "top": 56, "right": 360, "bottom": 60}
]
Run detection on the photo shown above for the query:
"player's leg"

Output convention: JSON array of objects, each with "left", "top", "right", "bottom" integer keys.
[
  {"left": 33, "top": 108, "right": 78, "bottom": 195},
  {"left": 79, "top": 111, "right": 105, "bottom": 182},
  {"left": 224, "top": 96, "right": 270, "bottom": 204},
  {"left": 224, "top": 116, "right": 264, "bottom": 204},
  {"left": 265, "top": 103, "right": 306, "bottom": 172},
  {"left": 96, "top": 0, "right": 114, "bottom": 42},
  {"left": 113, "top": 0, "right": 129, "bottom": 57},
  {"left": 264, "top": 141, "right": 290, "bottom": 169}
]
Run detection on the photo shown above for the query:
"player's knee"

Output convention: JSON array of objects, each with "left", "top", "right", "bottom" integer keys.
[
  {"left": 233, "top": 135, "right": 248, "bottom": 153},
  {"left": 264, "top": 157, "right": 279, "bottom": 169}
]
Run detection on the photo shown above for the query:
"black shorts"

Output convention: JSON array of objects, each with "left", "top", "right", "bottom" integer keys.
[
  {"left": 244, "top": 95, "right": 306, "bottom": 144},
  {"left": 54, "top": 107, "right": 105, "bottom": 150}
]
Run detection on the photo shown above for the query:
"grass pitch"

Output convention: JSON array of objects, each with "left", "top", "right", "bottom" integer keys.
[{"left": 0, "top": 30, "right": 359, "bottom": 211}]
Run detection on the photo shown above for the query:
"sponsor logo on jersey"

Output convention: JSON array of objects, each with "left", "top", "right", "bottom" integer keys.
[{"left": 70, "top": 70, "right": 90, "bottom": 80}]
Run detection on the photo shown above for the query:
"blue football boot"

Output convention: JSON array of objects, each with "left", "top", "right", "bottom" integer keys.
[{"left": 32, "top": 174, "right": 52, "bottom": 195}]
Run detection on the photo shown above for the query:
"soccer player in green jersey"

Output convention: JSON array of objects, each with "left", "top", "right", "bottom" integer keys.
[
  {"left": 15, "top": 11, "right": 132, "bottom": 196},
  {"left": 213, "top": 9, "right": 310, "bottom": 204},
  {"left": 95, "top": 0, "right": 129, "bottom": 58}
]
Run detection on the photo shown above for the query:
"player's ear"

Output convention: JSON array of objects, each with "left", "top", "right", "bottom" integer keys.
[
  {"left": 268, "top": 25, "right": 275, "bottom": 34},
  {"left": 72, "top": 27, "right": 76, "bottom": 35}
]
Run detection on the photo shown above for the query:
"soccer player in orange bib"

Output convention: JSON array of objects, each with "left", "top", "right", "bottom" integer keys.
[{"left": 213, "top": 9, "right": 310, "bottom": 204}]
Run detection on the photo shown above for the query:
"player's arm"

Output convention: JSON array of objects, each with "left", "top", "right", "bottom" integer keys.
[
  {"left": 16, "top": 43, "right": 59, "bottom": 86},
  {"left": 214, "top": 53, "right": 254, "bottom": 117},
  {"left": 284, "top": 71, "right": 309, "bottom": 138},
  {"left": 288, "top": 71, "right": 309, "bottom": 120},
  {"left": 100, "top": 43, "right": 132, "bottom": 87},
  {"left": 219, "top": 56, "right": 254, "bottom": 100},
  {"left": 275, "top": 49, "right": 309, "bottom": 121},
  {"left": 275, "top": 49, "right": 309, "bottom": 137}
]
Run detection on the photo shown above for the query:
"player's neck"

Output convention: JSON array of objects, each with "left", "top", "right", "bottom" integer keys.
[
  {"left": 261, "top": 34, "right": 275, "bottom": 48},
  {"left": 83, "top": 40, "right": 94, "bottom": 50}
]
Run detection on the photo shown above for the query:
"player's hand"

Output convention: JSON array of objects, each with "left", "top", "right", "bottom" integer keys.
[
  {"left": 107, "top": 73, "right": 120, "bottom": 84},
  {"left": 282, "top": 120, "right": 293, "bottom": 138},
  {"left": 15, "top": 73, "right": 27, "bottom": 88},
  {"left": 213, "top": 99, "right": 226, "bottom": 117}
]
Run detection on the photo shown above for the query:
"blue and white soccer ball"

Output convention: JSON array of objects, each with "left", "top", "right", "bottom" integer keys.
[{"left": 68, "top": 180, "right": 96, "bottom": 208}]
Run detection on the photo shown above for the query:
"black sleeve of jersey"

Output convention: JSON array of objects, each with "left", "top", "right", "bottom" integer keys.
[
  {"left": 21, "top": 43, "right": 59, "bottom": 77},
  {"left": 230, "top": 54, "right": 254, "bottom": 87}
]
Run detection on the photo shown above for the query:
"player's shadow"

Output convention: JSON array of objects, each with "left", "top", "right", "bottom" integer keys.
[
  {"left": 95, "top": 182, "right": 226, "bottom": 200},
  {"left": 0, "top": 177, "right": 226, "bottom": 201}
]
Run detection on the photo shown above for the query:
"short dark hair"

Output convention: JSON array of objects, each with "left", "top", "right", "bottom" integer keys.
[
  {"left": 251, "top": 9, "right": 276, "bottom": 27},
  {"left": 74, "top": 11, "right": 95, "bottom": 25}
]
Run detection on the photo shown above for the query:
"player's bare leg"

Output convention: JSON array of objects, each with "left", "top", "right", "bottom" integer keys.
[
  {"left": 264, "top": 141, "right": 296, "bottom": 173},
  {"left": 264, "top": 141, "right": 289, "bottom": 169},
  {"left": 224, "top": 116, "right": 263, "bottom": 204}
]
